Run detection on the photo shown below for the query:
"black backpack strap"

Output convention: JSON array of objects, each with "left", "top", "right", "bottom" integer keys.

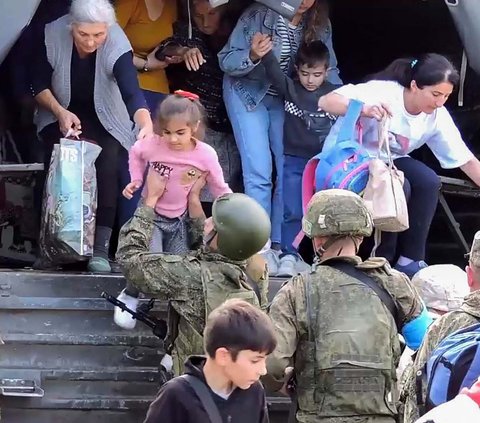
[
  {"left": 181, "top": 374, "right": 223, "bottom": 423},
  {"left": 327, "top": 261, "right": 401, "bottom": 331}
]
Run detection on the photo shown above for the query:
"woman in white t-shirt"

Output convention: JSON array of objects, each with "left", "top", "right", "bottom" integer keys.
[{"left": 318, "top": 54, "right": 480, "bottom": 278}]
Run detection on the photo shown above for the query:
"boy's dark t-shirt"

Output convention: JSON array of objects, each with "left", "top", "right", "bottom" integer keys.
[
  {"left": 263, "top": 51, "right": 339, "bottom": 159},
  {"left": 143, "top": 355, "right": 269, "bottom": 423}
]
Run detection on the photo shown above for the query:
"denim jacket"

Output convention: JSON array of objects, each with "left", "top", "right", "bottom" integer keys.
[{"left": 218, "top": 3, "right": 342, "bottom": 111}]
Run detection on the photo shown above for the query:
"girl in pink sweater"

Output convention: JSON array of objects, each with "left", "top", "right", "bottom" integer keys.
[
  {"left": 114, "top": 91, "right": 231, "bottom": 329},
  {"left": 123, "top": 90, "right": 231, "bottom": 254}
]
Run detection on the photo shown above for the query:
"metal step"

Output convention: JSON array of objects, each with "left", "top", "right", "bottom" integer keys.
[{"left": 0, "top": 269, "right": 290, "bottom": 423}]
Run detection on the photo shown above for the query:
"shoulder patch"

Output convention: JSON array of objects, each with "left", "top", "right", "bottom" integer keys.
[{"left": 357, "top": 257, "right": 390, "bottom": 271}]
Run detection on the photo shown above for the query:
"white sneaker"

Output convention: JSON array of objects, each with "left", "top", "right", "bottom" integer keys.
[
  {"left": 277, "top": 254, "right": 311, "bottom": 277},
  {"left": 277, "top": 254, "right": 297, "bottom": 277},
  {"left": 261, "top": 249, "right": 280, "bottom": 276},
  {"left": 113, "top": 289, "right": 140, "bottom": 330},
  {"left": 295, "top": 256, "right": 311, "bottom": 273}
]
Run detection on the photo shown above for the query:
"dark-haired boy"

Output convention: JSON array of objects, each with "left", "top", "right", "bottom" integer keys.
[
  {"left": 143, "top": 299, "right": 277, "bottom": 423},
  {"left": 262, "top": 40, "right": 341, "bottom": 277}
]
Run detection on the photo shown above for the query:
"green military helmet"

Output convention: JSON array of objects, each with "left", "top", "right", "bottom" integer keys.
[
  {"left": 302, "top": 189, "right": 373, "bottom": 239},
  {"left": 212, "top": 193, "right": 271, "bottom": 261}
]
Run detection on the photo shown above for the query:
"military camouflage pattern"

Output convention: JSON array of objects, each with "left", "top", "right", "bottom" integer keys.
[
  {"left": 400, "top": 290, "right": 480, "bottom": 423},
  {"left": 267, "top": 256, "right": 425, "bottom": 423},
  {"left": 116, "top": 205, "right": 269, "bottom": 374},
  {"left": 467, "top": 230, "right": 480, "bottom": 268},
  {"left": 213, "top": 193, "right": 271, "bottom": 261},
  {"left": 302, "top": 190, "right": 373, "bottom": 239}
]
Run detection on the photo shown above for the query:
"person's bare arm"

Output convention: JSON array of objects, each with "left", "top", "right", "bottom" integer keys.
[
  {"left": 318, "top": 92, "right": 392, "bottom": 120},
  {"left": 460, "top": 157, "right": 480, "bottom": 187}
]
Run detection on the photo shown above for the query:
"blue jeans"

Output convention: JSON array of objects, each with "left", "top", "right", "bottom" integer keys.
[
  {"left": 142, "top": 90, "right": 167, "bottom": 115},
  {"left": 223, "top": 78, "right": 284, "bottom": 244},
  {"left": 281, "top": 155, "right": 308, "bottom": 255}
]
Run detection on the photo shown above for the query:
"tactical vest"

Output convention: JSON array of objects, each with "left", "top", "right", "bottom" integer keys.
[
  {"left": 295, "top": 265, "right": 400, "bottom": 418},
  {"left": 170, "top": 256, "right": 260, "bottom": 375}
]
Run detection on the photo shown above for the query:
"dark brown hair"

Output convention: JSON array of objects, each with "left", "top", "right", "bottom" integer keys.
[
  {"left": 368, "top": 53, "right": 459, "bottom": 89},
  {"left": 204, "top": 299, "right": 277, "bottom": 360},
  {"left": 303, "top": 0, "right": 329, "bottom": 44},
  {"left": 295, "top": 40, "right": 330, "bottom": 68},
  {"left": 156, "top": 93, "right": 206, "bottom": 139}
]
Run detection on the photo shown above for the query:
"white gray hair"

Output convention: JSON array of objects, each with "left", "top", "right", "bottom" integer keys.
[{"left": 69, "top": 0, "right": 117, "bottom": 27}]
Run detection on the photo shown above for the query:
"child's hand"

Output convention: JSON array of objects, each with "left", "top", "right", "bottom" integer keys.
[
  {"left": 123, "top": 180, "right": 142, "bottom": 199},
  {"left": 189, "top": 172, "right": 209, "bottom": 198},
  {"left": 250, "top": 33, "right": 272, "bottom": 62}
]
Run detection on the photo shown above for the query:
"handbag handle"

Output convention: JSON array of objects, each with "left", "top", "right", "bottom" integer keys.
[{"left": 377, "top": 117, "right": 394, "bottom": 168}]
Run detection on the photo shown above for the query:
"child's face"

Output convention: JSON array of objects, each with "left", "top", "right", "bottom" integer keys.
[
  {"left": 297, "top": 62, "right": 328, "bottom": 92},
  {"left": 223, "top": 350, "right": 268, "bottom": 390},
  {"left": 160, "top": 114, "right": 197, "bottom": 151}
]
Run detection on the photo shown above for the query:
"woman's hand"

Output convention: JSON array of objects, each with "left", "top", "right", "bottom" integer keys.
[
  {"left": 56, "top": 108, "right": 82, "bottom": 136},
  {"left": 134, "top": 109, "right": 154, "bottom": 141},
  {"left": 250, "top": 33, "right": 273, "bottom": 62},
  {"left": 183, "top": 48, "right": 206, "bottom": 71},
  {"left": 137, "top": 121, "right": 154, "bottom": 140},
  {"left": 361, "top": 103, "right": 393, "bottom": 121},
  {"left": 123, "top": 180, "right": 142, "bottom": 200},
  {"left": 145, "top": 46, "right": 169, "bottom": 71}
]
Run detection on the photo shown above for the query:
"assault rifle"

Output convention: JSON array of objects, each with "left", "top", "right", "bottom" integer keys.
[
  {"left": 101, "top": 291, "right": 168, "bottom": 340},
  {"left": 101, "top": 292, "right": 174, "bottom": 385}
]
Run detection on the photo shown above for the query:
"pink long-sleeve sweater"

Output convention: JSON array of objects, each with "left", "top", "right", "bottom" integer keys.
[{"left": 129, "top": 135, "right": 232, "bottom": 218}]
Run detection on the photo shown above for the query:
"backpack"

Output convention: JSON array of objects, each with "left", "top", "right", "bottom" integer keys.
[
  {"left": 293, "top": 100, "right": 370, "bottom": 249},
  {"left": 420, "top": 323, "right": 480, "bottom": 413},
  {"left": 300, "top": 99, "right": 370, "bottom": 204}
]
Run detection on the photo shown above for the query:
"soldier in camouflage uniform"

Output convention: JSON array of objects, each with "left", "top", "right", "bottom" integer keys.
[
  {"left": 116, "top": 169, "right": 271, "bottom": 375},
  {"left": 400, "top": 231, "right": 480, "bottom": 423},
  {"left": 266, "top": 189, "right": 430, "bottom": 423}
]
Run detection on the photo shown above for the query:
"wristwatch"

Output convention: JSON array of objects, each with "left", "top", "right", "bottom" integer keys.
[{"left": 142, "top": 58, "right": 149, "bottom": 73}]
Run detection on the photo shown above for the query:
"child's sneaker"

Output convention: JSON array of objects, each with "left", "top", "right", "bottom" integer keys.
[
  {"left": 261, "top": 249, "right": 281, "bottom": 276},
  {"left": 113, "top": 289, "right": 139, "bottom": 330},
  {"left": 394, "top": 260, "right": 428, "bottom": 279},
  {"left": 277, "top": 254, "right": 311, "bottom": 277}
]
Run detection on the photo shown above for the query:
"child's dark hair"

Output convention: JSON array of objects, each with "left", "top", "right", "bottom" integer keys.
[
  {"left": 369, "top": 53, "right": 459, "bottom": 89},
  {"left": 156, "top": 92, "right": 206, "bottom": 138},
  {"left": 204, "top": 299, "right": 277, "bottom": 360},
  {"left": 295, "top": 40, "right": 330, "bottom": 69}
]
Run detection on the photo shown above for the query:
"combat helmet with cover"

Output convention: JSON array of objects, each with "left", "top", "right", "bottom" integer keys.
[
  {"left": 302, "top": 189, "right": 373, "bottom": 239},
  {"left": 212, "top": 193, "right": 271, "bottom": 261}
]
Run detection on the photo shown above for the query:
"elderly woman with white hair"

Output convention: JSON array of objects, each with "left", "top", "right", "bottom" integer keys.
[{"left": 32, "top": 0, "right": 153, "bottom": 272}]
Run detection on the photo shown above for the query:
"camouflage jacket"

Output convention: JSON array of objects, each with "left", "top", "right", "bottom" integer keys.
[
  {"left": 116, "top": 206, "right": 269, "bottom": 373},
  {"left": 267, "top": 256, "right": 425, "bottom": 423},
  {"left": 400, "top": 290, "right": 480, "bottom": 423}
]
